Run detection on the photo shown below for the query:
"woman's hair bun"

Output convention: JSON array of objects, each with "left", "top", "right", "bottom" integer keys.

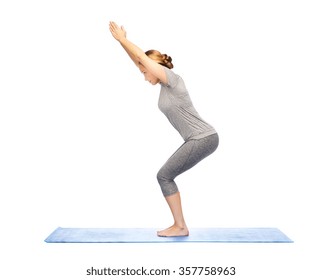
[
  {"left": 145, "top": 49, "right": 174, "bottom": 69},
  {"left": 162, "top": 54, "right": 173, "bottom": 69}
]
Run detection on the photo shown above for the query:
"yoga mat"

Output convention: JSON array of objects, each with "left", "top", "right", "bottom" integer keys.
[{"left": 45, "top": 227, "right": 293, "bottom": 243}]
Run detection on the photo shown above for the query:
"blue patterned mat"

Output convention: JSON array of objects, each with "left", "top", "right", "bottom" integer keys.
[{"left": 45, "top": 227, "right": 293, "bottom": 243}]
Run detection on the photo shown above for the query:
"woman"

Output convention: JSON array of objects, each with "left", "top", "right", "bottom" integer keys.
[{"left": 109, "top": 21, "right": 219, "bottom": 237}]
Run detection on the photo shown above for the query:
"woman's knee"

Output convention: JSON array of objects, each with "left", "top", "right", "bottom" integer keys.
[
  {"left": 157, "top": 169, "right": 178, "bottom": 196},
  {"left": 157, "top": 168, "right": 169, "bottom": 184}
]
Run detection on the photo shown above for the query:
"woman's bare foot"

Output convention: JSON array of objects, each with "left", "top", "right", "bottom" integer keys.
[{"left": 157, "top": 224, "right": 189, "bottom": 237}]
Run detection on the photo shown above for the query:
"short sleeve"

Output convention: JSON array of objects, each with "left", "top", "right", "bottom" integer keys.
[{"left": 163, "top": 66, "right": 179, "bottom": 88}]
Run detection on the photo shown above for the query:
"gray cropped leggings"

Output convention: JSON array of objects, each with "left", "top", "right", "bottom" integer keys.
[{"left": 157, "top": 133, "right": 219, "bottom": 196}]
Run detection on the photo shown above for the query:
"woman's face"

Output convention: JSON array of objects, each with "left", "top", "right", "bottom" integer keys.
[{"left": 139, "top": 64, "right": 160, "bottom": 85}]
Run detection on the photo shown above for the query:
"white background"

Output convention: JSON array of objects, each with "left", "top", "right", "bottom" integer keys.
[{"left": 1, "top": 0, "right": 321, "bottom": 279}]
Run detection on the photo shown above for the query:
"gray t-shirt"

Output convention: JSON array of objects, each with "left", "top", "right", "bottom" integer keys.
[{"left": 159, "top": 67, "right": 216, "bottom": 141}]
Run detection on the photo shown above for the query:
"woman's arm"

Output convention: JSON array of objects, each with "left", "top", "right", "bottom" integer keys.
[
  {"left": 109, "top": 22, "right": 139, "bottom": 67},
  {"left": 109, "top": 21, "right": 167, "bottom": 84}
]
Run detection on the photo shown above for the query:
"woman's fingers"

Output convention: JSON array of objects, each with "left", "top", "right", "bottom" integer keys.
[
  {"left": 110, "top": 21, "right": 120, "bottom": 31},
  {"left": 110, "top": 23, "right": 120, "bottom": 35},
  {"left": 109, "top": 21, "right": 126, "bottom": 41},
  {"left": 109, "top": 22, "right": 116, "bottom": 30},
  {"left": 109, "top": 22, "right": 119, "bottom": 36},
  {"left": 109, "top": 21, "right": 116, "bottom": 31}
]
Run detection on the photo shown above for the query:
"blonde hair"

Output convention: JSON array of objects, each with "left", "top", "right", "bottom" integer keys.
[{"left": 145, "top": 49, "right": 174, "bottom": 69}]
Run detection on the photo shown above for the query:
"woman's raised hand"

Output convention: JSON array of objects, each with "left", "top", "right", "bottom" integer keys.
[{"left": 109, "top": 21, "right": 127, "bottom": 41}]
